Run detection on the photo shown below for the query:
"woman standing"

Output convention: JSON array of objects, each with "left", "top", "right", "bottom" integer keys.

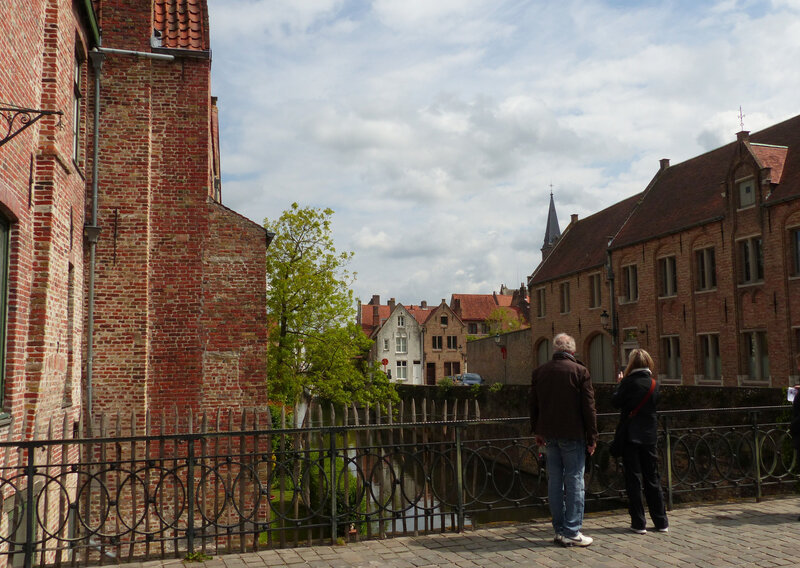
[{"left": 612, "top": 349, "right": 669, "bottom": 534}]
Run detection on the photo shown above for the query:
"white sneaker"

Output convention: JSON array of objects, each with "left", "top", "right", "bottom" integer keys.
[
  {"left": 630, "top": 526, "right": 647, "bottom": 534},
  {"left": 561, "top": 532, "right": 593, "bottom": 547}
]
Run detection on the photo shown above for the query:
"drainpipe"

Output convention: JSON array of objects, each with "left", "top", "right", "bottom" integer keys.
[
  {"left": 84, "top": 45, "right": 175, "bottom": 424},
  {"left": 606, "top": 245, "right": 619, "bottom": 370}
]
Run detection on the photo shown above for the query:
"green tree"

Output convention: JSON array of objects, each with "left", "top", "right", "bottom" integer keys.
[
  {"left": 264, "top": 203, "right": 396, "bottom": 412},
  {"left": 485, "top": 307, "right": 521, "bottom": 335}
]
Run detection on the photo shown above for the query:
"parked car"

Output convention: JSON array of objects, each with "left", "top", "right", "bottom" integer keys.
[{"left": 457, "top": 373, "right": 484, "bottom": 386}]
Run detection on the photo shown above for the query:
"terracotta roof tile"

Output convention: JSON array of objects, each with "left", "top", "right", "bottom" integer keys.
[
  {"left": 751, "top": 143, "right": 788, "bottom": 185},
  {"left": 450, "top": 294, "right": 503, "bottom": 321},
  {"left": 530, "top": 194, "right": 642, "bottom": 285},
  {"left": 153, "top": 0, "right": 209, "bottom": 51}
]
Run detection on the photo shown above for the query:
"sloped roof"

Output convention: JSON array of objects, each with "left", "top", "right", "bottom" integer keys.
[
  {"left": 153, "top": 0, "right": 209, "bottom": 51},
  {"left": 450, "top": 294, "right": 511, "bottom": 321},
  {"left": 407, "top": 305, "right": 434, "bottom": 325},
  {"left": 613, "top": 114, "right": 800, "bottom": 249},
  {"left": 530, "top": 193, "right": 642, "bottom": 285},
  {"left": 359, "top": 304, "right": 391, "bottom": 336},
  {"left": 751, "top": 143, "right": 788, "bottom": 185}
]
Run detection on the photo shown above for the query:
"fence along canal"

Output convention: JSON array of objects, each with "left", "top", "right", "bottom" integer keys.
[{"left": 0, "top": 401, "right": 797, "bottom": 568}]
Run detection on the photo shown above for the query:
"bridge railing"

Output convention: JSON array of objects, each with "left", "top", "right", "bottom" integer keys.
[{"left": 0, "top": 405, "right": 796, "bottom": 567}]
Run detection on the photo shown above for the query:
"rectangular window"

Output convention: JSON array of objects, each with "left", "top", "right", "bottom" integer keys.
[
  {"left": 432, "top": 335, "right": 442, "bottom": 350},
  {"left": 383, "top": 338, "right": 389, "bottom": 351},
  {"left": 440, "top": 315, "right": 448, "bottom": 326},
  {"left": 739, "top": 237, "right": 764, "bottom": 284},
  {"left": 536, "top": 287, "right": 546, "bottom": 318},
  {"left": 738, "top": 178, "right": 756, "bottom": 208},
  {"left": 589, "top": 273, "right": 601, "bottom": 308},
  {"left": 0, "top": 216, "right": 9, "bottom": 407},
  {"left": 661, "top": 336, "right": 681, "bottom": 380},
  {"left": 699, "top": 334, "right": 721, "bottom": 380},
  {"left": 658, "top": 256, "right": 678, "bottom": 297},
  {"left": 480, "top": 323, "right": 489, "bottom": 334},
  {"left": 396, "top": 336, "right": 407, "bottom": 353},
  {"left": 72, "top": 52, "right": 83, "bottom": 162},
  {"left": 790, "top": 228, "right": 800, "bottom": 277},
  {"left": 447, "top": 335, "right": 458, "bottom": 349},
  {"left": 743, "top": 331, "right": 769, "bottom": 380},
  {"left": 623, "top": 265, "right": 638, "bottom": 302},
  {"left": 444, "top": 362, "right": 461, "bottom": 376},
  {"left": 695, "top": 247, "right": 717, "bottom": 291},
  {"left": 468, "top": 323, "right": 478, "bottom": 334},
  {"left": 559, "top": 282, "right": 570, "bottom": 314},
  {"left": 396, "top": 315, "right": 405, "bottom": 327},
  {"left": 396, "top": 361, "right": 408, "bottom": 380}
]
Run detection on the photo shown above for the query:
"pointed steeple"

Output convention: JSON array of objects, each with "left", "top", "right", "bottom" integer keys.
[{"left": 541, "top": 189, "right": 561, "bottom": 261}]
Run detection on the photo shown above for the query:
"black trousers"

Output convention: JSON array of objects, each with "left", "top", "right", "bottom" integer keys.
[{"left": 622, "top": 442, "right": 669, "bottom": 530}]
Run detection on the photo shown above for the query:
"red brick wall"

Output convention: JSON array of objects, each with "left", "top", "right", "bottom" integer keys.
[
  {"left": 0, "top": 0, "right": 88, "bottom": 442},
  {"left": 88, "top": 0, "right": 268, "bottom": 426}
]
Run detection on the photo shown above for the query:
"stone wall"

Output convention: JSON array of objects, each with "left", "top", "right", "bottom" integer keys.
[{"left": 465, "top": 328, "right": 533, "bottom": 385}]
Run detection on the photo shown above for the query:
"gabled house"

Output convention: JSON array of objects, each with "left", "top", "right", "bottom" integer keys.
[
  {"left": 360, "top": 297, "right": 427, "bottom": 384},
  {"left": 529, "top": 113, "right": 800, "bottom": 387},
  {"left": 420, "top": 300, "right": 466, "bottom": 385}
]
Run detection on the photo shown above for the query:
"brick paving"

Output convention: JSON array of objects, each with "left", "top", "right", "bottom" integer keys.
[{"left": 124, "top": 497, "right": 800, "bottom": 568}]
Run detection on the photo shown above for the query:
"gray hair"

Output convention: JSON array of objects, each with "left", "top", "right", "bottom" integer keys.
[{"left": 553, "top": 332, "right": 576, "bottom": 353}]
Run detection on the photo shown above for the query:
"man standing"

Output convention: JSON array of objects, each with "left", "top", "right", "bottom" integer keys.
[{"left": 530, "top": 333, "right": 598, "bottom": 547}]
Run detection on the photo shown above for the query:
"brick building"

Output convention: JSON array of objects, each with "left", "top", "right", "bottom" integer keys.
[
  {"left": 529, "top": 115, "right": 800, "bottom": 388},
  {"left": 0, "top": 0, "right": 270, "bottom": 440}
]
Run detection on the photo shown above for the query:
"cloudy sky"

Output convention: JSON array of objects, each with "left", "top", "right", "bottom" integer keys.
[{"left": 206, "top": 0, "right": 800, "bottom": 307}]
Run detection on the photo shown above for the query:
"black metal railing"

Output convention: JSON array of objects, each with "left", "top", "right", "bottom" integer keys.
[{"left": 0, "top": 405, "right": 797, "bottom": 567}]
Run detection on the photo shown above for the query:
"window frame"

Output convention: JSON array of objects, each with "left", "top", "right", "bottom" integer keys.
[
  {"left": 440, "top": 315, "right": 448, "bottom": 326},
  {"left": 395, "top": 335, "right": 407, "bottom": 354},
  {"left": 738, "top": 236, "right": 764, "bottom": 285},
  {"left": 396, "top": 360, "right": 408, "bottom": 380},
  {"left": 588, "top": 273, "right": 602, "bottom": 309},
  {"left": 72, "top": 47, "right": 84, "bottom": 164},
  {"left": 658, "top": 255, "right": 678, "bottom": 297},
  {"left": 737, "top": 178, "right": 756, "bottom": 209},
  {"left": 431, "top": 335, "right": 443, "bottom": 350},
  {"left": 559, "top": 282, "right": 570, "bottom": 314},
  {"left": 536, "top": 287, "right": 546, "bottom": 318},
  {"left": 698, "top": 333, "right": 721, "bottom": 381},
  {"left": 695, "top": 247, "right": 717, "bottom": 291},
  {"left": 0, "top": 216, "right": 9, "bottom": 410},
  {"left": 622, "top": 264, "right": 639, "bottom": 303},
  {"left": 396, "top": 315, "right": 405, "bottom": 327},
  {"left": 661, "top": 336, "right": 681, "bottom": 381},
  {"left": 789, "top": 227, "right": 800, "bottom": 278},
  {"left": 742, "top": 330, "right": 769, "bottom": 381},
  {"left": 446, "top": 335, "right": 457, "bottom": 350}
]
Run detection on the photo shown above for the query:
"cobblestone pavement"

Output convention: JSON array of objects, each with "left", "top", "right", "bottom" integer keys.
[{"left": 125, "top": 497, "right": 800, "bottom": 568}]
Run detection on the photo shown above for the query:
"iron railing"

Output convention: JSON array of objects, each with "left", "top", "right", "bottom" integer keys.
[{"left": 0, "top": 405, "right": 797, "bottom": 567}]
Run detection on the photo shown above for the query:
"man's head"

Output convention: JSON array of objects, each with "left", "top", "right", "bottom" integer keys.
[{"left": 553, "top": 333, "right": 576, "bottom": 354}]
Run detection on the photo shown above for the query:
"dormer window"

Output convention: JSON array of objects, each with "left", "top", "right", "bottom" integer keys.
[{"left": 737, "top": 178, "right": 756, "bottom": 209}]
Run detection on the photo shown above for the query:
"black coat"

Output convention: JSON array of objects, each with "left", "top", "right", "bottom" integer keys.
[{"left": 611, "top": 369, "right": 659, "bottom": 446}]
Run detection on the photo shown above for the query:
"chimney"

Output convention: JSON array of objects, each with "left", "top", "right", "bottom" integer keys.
[
  {"left": 388, "top": 298, "right": 396, "bottom": 311},
  {"left": 737, "top": 131, "right": 750, "bottom": 143},
  {"left": 370, "top": 294, "right": 380, "bottom": 306},
  {"left": 660, "top": 158, "right": 670, "bottom": 171},
  {"left": 420, "top": 300, "right": 427, "bottom": 308},
  {"left": 570, "top": 214, "right": 578, "bottom": 224},
  {"left": 372, "top": 305, "right": 379, "bottom": 327}
]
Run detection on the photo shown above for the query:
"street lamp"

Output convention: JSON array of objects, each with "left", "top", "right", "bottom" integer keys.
[{"left": 600, "top": 310, "right": 617, "bottom": 337}]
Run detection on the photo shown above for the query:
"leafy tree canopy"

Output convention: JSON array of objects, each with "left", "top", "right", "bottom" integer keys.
[
  {"left": 485, "top": 307, "right": 521, "bottom": 335},
  {"left": 264, "top": 203, "right": 396, "bottom": 409}
]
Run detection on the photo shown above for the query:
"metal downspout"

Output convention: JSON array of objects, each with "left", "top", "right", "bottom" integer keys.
[{"left": 85, "top": 49, "right": 104, "bottom": 423}]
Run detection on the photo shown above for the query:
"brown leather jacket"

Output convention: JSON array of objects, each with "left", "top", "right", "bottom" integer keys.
[{"left": 529, "top": 352, "right": 598, "bottom": 445}]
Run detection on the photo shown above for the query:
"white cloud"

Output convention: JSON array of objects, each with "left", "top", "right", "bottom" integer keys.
[{"left": 208, "top": 0, "right": 800, "bottom": 306}]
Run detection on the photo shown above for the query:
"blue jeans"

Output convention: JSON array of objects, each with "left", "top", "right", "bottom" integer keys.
[{"left": 545, "top": 438, "right": 586, "bottom": 537}]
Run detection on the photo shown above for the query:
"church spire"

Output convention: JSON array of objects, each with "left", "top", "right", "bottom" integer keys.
[{"left": 541, "top": 188, "right": 561, "bottom": 261}]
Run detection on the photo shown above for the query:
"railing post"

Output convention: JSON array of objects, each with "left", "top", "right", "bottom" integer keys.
[
  {"left": 455, "top": 425, "right": 464, "bottom": 532},
  {"left": 186, "top": 437, "right": 195, "bottom": 554},
  {"left": 330, "top": 427, "right": 338, "bottom": 544},
  {"left": 751, "top": 411, "right": 762, "bottom": 502},
  {"left": 24, "top": 445, "right": 36, "bottom": 568},
  {"left": 664, "top": 415, "right": 673, "bottom": 511}
]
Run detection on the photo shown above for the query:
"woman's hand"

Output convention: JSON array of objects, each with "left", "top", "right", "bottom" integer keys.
[{"left": 616, "top": 371, "right": 624, "bottom": 383}]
